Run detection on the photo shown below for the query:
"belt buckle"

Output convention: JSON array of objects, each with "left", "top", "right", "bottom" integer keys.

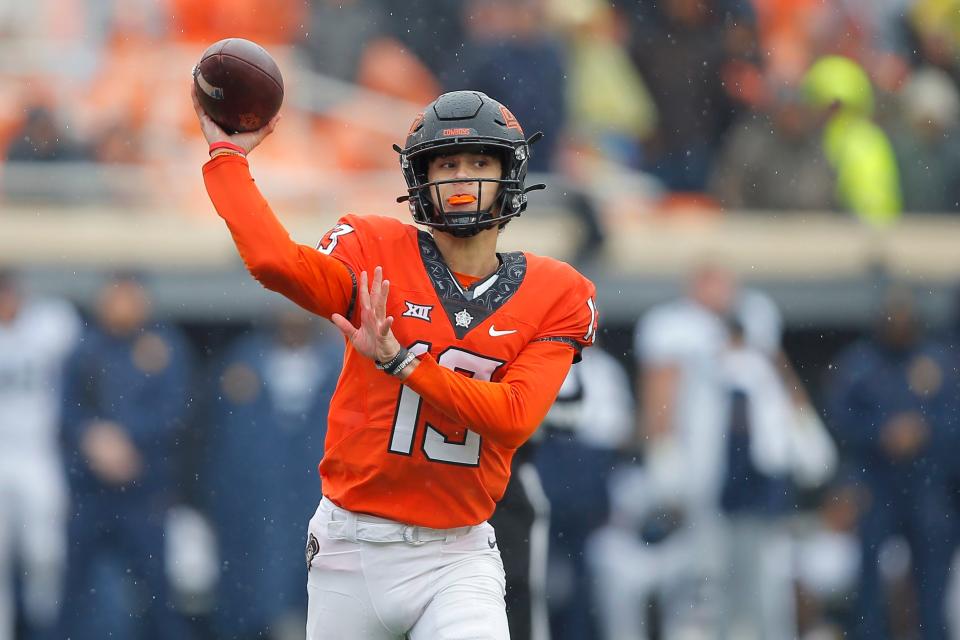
[{"left": 402, "top": 525, "right": 423, "bottom": 545}]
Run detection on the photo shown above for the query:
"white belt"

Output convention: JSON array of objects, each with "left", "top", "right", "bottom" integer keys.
[
  {"left": 326, "top": 520, "right": 471, "bottom": 544},
  {"left": 322, "top": 501, "right": 472, "bottom": 545}
]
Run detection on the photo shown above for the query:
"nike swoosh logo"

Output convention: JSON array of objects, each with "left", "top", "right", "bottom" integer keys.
[
  {"left": 488, "top": 537, "right": 497, "bottom": 549},
  {"left": 488, "top": 326, "right": 517, "bottom": 337}
]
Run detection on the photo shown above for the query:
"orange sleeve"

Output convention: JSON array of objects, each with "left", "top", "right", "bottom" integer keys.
[
  {"left": 404, "top": 340, "right": 576, "bottom": 449},
  {"left": 202, "top": 154, "right": 355, "bottom": 319}
]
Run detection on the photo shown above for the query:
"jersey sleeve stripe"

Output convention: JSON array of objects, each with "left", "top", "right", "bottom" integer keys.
[
  {"left": 584, "top": 297, "right": 597, "bottom": 342},
  {"left": 532, "top": 336, "right": 583, "bottom": 362},
  {"left": 344, "top": 265, "right": 358, "bottom": 321}
]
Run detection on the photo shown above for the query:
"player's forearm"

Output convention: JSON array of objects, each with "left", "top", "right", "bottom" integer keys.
[
  {"left": 203, "top": 155, "right": 299, "bottom": 276},
  {"left": 404, "top": 342, "right": 573, "bottom": 449},
  {"left": 202, "top": 154, "right": 353, "bottom": 318},
  {"left": 408, "top": 356, "right": 552, "bottom": 448}
]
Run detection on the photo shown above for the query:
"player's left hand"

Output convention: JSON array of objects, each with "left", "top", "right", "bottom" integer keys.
[{"left": 332, "top": 266, "right": 403, "bottom": 365}]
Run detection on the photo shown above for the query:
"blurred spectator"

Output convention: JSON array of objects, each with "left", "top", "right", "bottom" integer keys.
[
  {"left": 4, "top": 105, "right": 87, "bottom": 163},
  {"left": 748, "top": 0, "right": 911, "bottom": 86},
  {"left": 750, "top": 0, "right": 834, "bottom": 83},
  {"left": 845, "top": 0, "right": 915, "bottom": 93},
  {"left": 709, "top": 88, "right": 835, "bottom": 212},
  {"left": 0, "top": 270, "right": 80, "bottom": 638},
  {"left": 0, "top": 0, "right": 102, "bottom": 81},
  {"left": 442, "top": 0, "right": 567, "bottom": 171},
  {"left": 203, "top": 310, "right": 341, "bottom": 640},
  {"left": 58, "top": 274, "right": 194, "bottom": 639},
  {"left": 377, "top": 0, "right": 466, "bottom": 81},
  {"left": 563, "top": 2, "right": 657, "bottom": 169},
  {"left": 908, "top": 0, "right": 960, "bottom": 83},
  {"left": 91, "top": 119, "right": 143, "bottom": 165},
  {"left": 627, "top": 0, "right": 756, "bottom": 191},
  {"left": 167, "top": 0, "right": 305, "bottom": 44},
  {"left": 311, "top": 37, "right": 440, "bottom": 174},
  {"left": 634, "top": 262, "right": 783, "bottom": 635},
  {"left": 533, "top": 342, "right": 634, "bottom": 640},
  {"left": 794, "top": 480, "right": 863, "bottom": 639},
  {"left": 825, "top": 286, "right": 959, "bottom": 640},
  {"left": 623, "top": 0, "right": 755, "bottom": 30},
  {"left": 801, "top": 55, "right": 903, "bottom": 225},
  {"left": 888, "top": 67, "right": 960, "bottom": 213},
  {"left": 299, "top": 0, "right": 388, "bottom": 83},
  {"left": 70, "top": 14, "right": 163, "bottom": 145},
  {"left": 854, "top": 0, "right": 915, "bottom": 55}
]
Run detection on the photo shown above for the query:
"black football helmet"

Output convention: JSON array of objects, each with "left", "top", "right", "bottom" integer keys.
[{"left": 395, "top": 91, "right": 544, "bottom": 238}]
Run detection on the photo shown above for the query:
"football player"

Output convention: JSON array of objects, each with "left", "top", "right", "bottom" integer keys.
[
  {"left": 193, "top": 86, "right": 597, "bottom": 640},
  {"left": 0, "top": 271, "right": 79, "bottom": 638}
]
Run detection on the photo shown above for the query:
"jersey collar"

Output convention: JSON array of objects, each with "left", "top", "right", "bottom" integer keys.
[{"left": 417, "top": 231, "right": 527, "bottom": 339}]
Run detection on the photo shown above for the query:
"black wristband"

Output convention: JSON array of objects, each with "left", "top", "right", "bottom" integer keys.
[
  {"left": 387, "top": 350, "right": 418, "bottom": 376},
  {"left": 375, "top": 347, "right": 410, "bottom": 375}
]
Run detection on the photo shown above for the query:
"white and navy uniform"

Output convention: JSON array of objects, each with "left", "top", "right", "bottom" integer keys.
[
  {"left": 623, "top": 290, "right": 786, "bottom": 638},
  {"left": 0, "top": 297, "right": 80, "bottom": 637},
  {"left": 535, "top": 346, "right": 633, "bottom": 640}
]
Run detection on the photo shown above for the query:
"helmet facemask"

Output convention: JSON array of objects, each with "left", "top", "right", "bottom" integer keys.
[
  {"left": 396, "top": 91, "right": 545, "bottom": 238},
  {"left": 405, "top": 145, "right": 523, "bottom": 238}
]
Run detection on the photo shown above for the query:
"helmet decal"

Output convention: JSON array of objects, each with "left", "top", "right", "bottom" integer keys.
[
  {"left": 407, "top": 112, "right": 424, "bottom": 137},
  {"left": 498, "top": 105, "right": 523, "bottom": 134}
]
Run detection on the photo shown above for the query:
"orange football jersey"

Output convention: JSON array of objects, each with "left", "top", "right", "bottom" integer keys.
[
  {"left": 316, "top": 214, "right": 597, "bottom": 527},
  {"left": 202, "top": 155, "right": 597, "bottom": 528}
]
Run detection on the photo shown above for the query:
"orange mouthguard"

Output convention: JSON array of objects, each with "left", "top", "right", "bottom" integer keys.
[{"left": 447, "top": 194, "right": 477, "bottom": 205}]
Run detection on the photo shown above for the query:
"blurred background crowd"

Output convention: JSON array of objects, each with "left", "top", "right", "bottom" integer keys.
[
  {"left": 4, "top": 0, "right": 960, "bottom": 639},
  {"left": 6, "top": 0, "right": 960, "bottom": 220}
]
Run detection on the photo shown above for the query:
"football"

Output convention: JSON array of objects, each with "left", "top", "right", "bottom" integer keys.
[{"left": 193, "top": 38, "right": 284, "bottom": 134}]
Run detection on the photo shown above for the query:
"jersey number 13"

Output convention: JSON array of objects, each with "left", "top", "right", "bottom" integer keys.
[{"left": 388, "top": 343, "right": 504, "bottom": 467}]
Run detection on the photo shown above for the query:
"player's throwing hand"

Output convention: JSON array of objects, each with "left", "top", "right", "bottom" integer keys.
[{"left": 191, "top": 82, "right": 279, "bottom": 154}]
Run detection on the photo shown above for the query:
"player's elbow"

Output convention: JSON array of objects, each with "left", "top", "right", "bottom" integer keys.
[
  {"left": 246, "top": 259, "right": 288, "bottom": 291},
  {"left": 499, "top": 389, "right": 552, "bottom": 448},
  {"left": 488, "top": 410, "right": 541, "bottom": 449},
  {"left": 486, "top": 426, "right": 533, "bottom": 450}
]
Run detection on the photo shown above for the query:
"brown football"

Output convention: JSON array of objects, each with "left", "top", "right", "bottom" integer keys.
[{"left": 193, "top": 38, "right": 284, "bottom": 134}]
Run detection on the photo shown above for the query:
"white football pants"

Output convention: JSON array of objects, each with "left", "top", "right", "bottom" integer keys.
[
  {"left": 0, "top": 452, "right": 67, "bottom": 639},
  {"left": 305, "top": 497, "right": 510, "bottom": 640}
]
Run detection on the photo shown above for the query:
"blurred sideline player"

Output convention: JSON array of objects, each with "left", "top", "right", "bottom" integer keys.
[
  {"left": 489, "top": 434, "right": 551, "bottom": 640},
  {"left": 204, "top": 309, "right": 342, "bottom": 639},
  {"left": 534, "top": 343, "right": 633, "bottom": 640},
  {"left": 58, "top": 274, "right": 195, "bottom": 639},
  {"left": 0, "top": 271, "right": 80, "bottom": 638},
  {"left": 193, "top": 86, "right": 597, "bottom": 639},
  {"left": 635, "top": 263, "right": 783, "bottom": 636}
]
